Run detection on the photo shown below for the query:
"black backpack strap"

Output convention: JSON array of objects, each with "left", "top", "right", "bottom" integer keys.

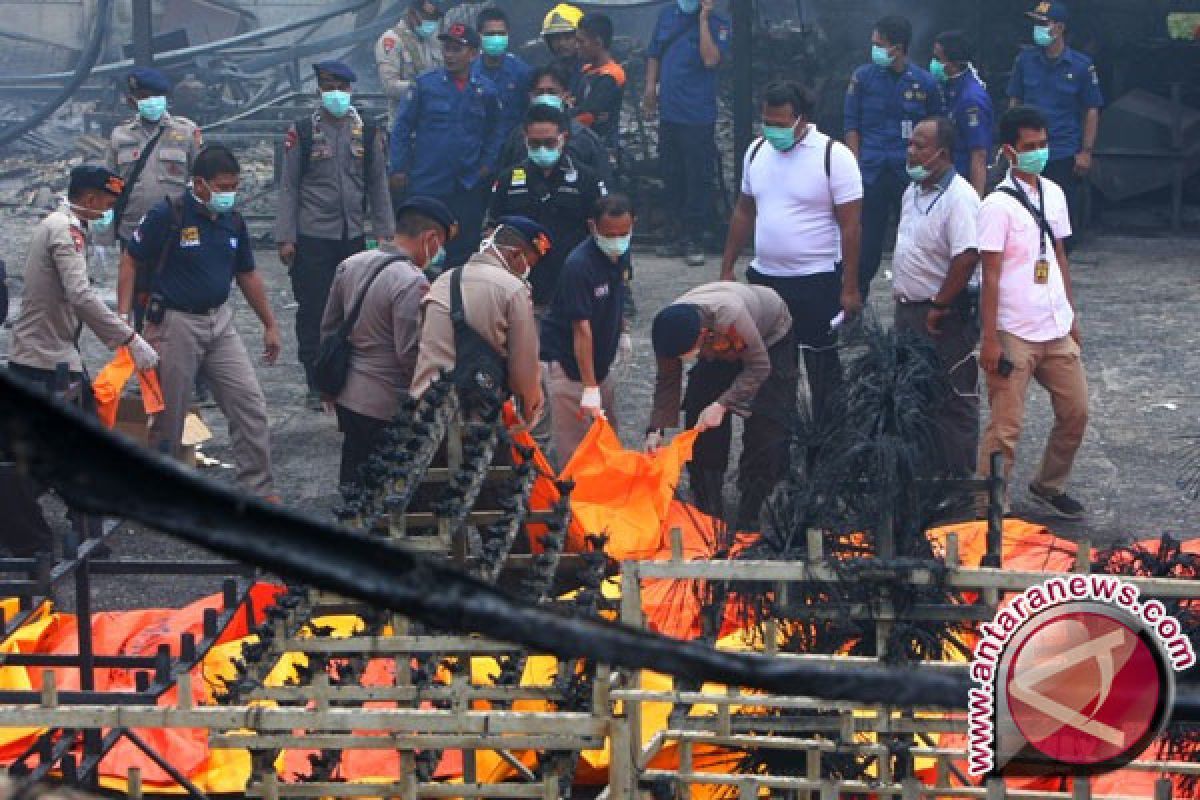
[
  {"left": 825, "top": 136, "right": 834, "bottom": 178},
  {"left": 450, "top": 265, "right": 468, "bottom": 330},
  {"left": 340, "top": 254, "right": 408, "bottom": 337},
  {"left": 112, "top": 124, "right": 168, "bottom": 238},
  {"left": 152, "top": 194, "right": 186, "bottom": 282},
  {"left": 746, "top": 137, "right": 767, "bottom": 167},
  {"left": 996, "top": 185, "right": 1056, "bottom": 245},
  {"left": 362, "top": 116, "right": 377, "bottom": 216},
  {"left": 296, "top": 115, "right": 315, "bottom": 179}
]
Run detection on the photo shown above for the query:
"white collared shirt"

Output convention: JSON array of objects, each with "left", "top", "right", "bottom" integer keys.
[
  {"left": 893, "top": 170, "right": 980, "bottom": 301},
  {"left": 741, "top": 124, "right": 863, "bottom": 277},
  {"left": 978, "top": 171, "right": 1074, "bottom": 342}
]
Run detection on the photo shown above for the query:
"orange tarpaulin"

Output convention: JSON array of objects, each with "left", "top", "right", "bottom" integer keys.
[
  {"left": 561, "top": 419, "right": 699, "bottom": 561},
  {"left": 92, "top": 346, "right": 164, "bottom": 428},
  {"left": 503, "top": 403, "right": 589, "bottom": 554}
]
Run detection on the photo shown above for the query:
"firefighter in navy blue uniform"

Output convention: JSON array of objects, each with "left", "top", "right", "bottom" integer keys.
[
  {"left": 931, "top": 30, "right": 993, "bottom": 196},
  {"left": 844, "top": 14, "right": 943, "bottom": 301},
  {"left": 275, "top": 61, "right": 394, "bottom": 409},
  {"left": 488, "top": 103, "right": 607, "bottom": 309},
  {"left": 1006, "top": 1, "right": 1103, "bottom": 243},
  {"left": 642, "top": 0, "right": 731, "bottom": 268},
  {"left": 389, "top": 23, "right": 505, "bottom": 269},
  {"left": 472, "top": 7, "right": 533, "bottom": 143}
]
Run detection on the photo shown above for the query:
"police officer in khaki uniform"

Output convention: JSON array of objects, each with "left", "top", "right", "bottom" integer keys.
[
  {"left": 412, "top": 215, "right": 552, "bottom": 426},
  {"left": 9, "top": 166, "right": 159, "bottom": 400},
  {"left": 376, "top": 0, "right": 445, "bottom": 110},
  {"left": 105, "top": 67, "right": 202, "bottom": 246},
  {"left": 118, "top": 146, "right": 282, "bottom": 501},
  {"left": 321, "top": 197, "right": 457, "bottom": 486},
  {"left": 275, "top": 61, "right": 395, "bottom": 409}
]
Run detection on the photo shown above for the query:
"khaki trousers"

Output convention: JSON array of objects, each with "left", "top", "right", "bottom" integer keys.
[
  {"left": 146, "top": 305, "right": 275, "bottom": 496},
  {"left": 978, "top": 331, "right": 1088, "bottom": 495},
  {"left": 545, "top": 361, "right": 618, "bottom": 471}
]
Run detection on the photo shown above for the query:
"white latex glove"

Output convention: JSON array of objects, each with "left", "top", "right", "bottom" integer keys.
[
  {"left": 643, "top": 430, "right": 663, "bottom": 455},
  {"left": 617, "top": 332, "right": 633, "bottom": 366},
  {"left": 128, "top": 334, "right": 160, "bottom": 371},
  {"left": 580, "top": 385, "right": 605, "bottom": 419},
  {"left": 695, "top": 401, "right": 726, "bottom": 432}
]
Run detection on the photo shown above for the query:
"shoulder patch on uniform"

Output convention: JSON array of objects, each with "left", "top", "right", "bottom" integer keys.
[
  {"left": 382, "top": 33, "right": 398, "bottom": 53},
  {"left": 512, "top": 168, "right": 526, "bottom": 187},
  {"left": 284, "top": 128, "right": 298, "bottom": 150},
  {"left": 70, "top": 227, "right": 85, "bottom": 254}
]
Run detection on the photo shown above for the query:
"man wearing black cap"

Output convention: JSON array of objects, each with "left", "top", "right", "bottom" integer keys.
[
  {"left": 8, "top": 165, "right": 158, "bottom": 402},
  {"left": 276, "top": 61, "right": 394, "bottom": 410},
  {"left": 105, "top": 67, "right": 202, "bottom": 246},
  {"left": 646, "top": 282, "right": 795, "bottom": 530},
  {"left": 389, "top": 23, "right": 504, "bottom": 269},
  {"left": 376, "top": 0, "right": 445, "bottom": 112},
  {"left": 320, "top": 196, "right": 456, "bottom": 486},
  {"left": 412, "top": 215, "right": 552, "bottom": 425},
  {"left": 1007, "top": 1, "right": 1103, "bottom": 241}
]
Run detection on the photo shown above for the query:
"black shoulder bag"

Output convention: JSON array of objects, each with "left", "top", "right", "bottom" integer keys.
[
  {"left": 313, "top": 254, "right": 408, "bottom": 396},
  {"left": 449, "top": 264, "right": 509, "bottom": 406},
  {"left": 112, "top": 125, "right": 168, "bottom": 240}
]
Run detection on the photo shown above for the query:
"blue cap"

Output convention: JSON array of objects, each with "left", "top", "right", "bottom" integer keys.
[
  {"left": 495, "top": 215, "right": 552, "bottom": 257},
  {"left": 70, "top": 165, "right": 125, "bottom": 198},
  {"left": 396, "top": 196, "right": 459, "bottom": 239},
  {"left": 127, "top": 67, "right": 171, "bottom": 95},
  {"left": 652, "top": 303, "right": 703, "bottom": 358},
  {"left": 313, "top": 61, "right": 358, "bottom": 83},
  {"left": 1027, "top": 1, "right": 1069, "bottom": 23}
]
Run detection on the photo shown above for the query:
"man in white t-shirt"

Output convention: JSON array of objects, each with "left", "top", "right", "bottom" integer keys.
[
  {"left": 893, "top": 116, "right": 981, "bottom": 475},
  {"left": 977, "top": 106, "right": 1087, "bottom": 519},
  {"left": 719, "top": 80, "right": 863, "bottom": 417}
]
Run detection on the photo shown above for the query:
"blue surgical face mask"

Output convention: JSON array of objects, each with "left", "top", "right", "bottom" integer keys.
[
  {"left": 1033, "top": 24, "right": 1055, "bottom": 47},
  {"left": 206, "top": 189, "right": 238, "bottom": 214},
  {"left": 321, "top": 89, "right": 353, "bottom": 118},
  {"left": 137, "top": 95, "right": 168, "bottom": 122},
  {"left": 1013, "top": 146, "right": 1050, "bottom": 175},
  {"left": 92, "top": 208, "right": 114, "bottom": 232},
  {"left": 762, "top": 120, "right": 799, "bottom": 152},
  {"left": 677, "top": 0, "right": 700, "bottom": 13},
  {"left": 594, "top": 232, "right": 632, "bottom": 259},
  {"left": 532, "top": 93, "right": 565, "bottom": 111},
  {"left": 871, "top": 44, "right": 895, "bottom": 68},
  {"left": 528, "top": 144, "right": 562, "bottom": 169},
  {"left": 415, "top": 19, "right": 438, "bottom": 39},
  {"left": 481, "top": 33, "right": 509, "bottom": 57},
  {"left": 929, "top": 57, "right": 948, "bottom": 82}
]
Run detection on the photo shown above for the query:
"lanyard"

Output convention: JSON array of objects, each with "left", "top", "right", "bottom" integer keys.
[
  {"left": 1010, "top": 176, "right": 1048, "bottom": 258},
  {"left": 913, "top": 181, "right": 950, "bottom": 216}
]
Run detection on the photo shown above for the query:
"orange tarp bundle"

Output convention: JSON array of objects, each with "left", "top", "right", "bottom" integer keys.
[
  {"left": 561, "top": 419, "right": 699, "bottom": 560},
  {"left": 503, "top": 403, "right": 588, "bottom": 555},
  {"left": 92, "top": 346, "right": 164, "bottom": 428}
]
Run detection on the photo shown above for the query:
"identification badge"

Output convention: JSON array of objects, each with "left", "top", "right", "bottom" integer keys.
[
  {"left": 901, "top": 119, "right": 914, "bottom": 139},
  {"left": 1034, "top": 258, "right": 1049, "bottom": 284},
  {"left": 180, "top": 226, "right": 201, "bottom": 248}
]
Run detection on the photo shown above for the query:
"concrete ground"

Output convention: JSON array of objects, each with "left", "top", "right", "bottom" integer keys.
[{"left": 1, "top": 228, "right": 1198, "bottom": 609}]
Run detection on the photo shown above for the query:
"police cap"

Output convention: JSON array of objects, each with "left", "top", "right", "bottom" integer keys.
[
  {"left": 69, "top": 165, "right": 125, "bottom": 198},
  {"left": 652, "top": 303, "right": 703, "bottom": 358},
  {"left": 396, "top": 196, "right": 459, "bottom": 240},
  {"left": 127, "top": 66, "right": 171, "bottom": 95},
  {"left": 439, "top": 23, "right": 482, "bottom": 49},
  {"left": 495, "top": 215, "right": 552, "bottom": 257},
  {"left": 313, "top": 61, "right": 358, "bottom": 83},
  {"left": 1027, "top": 1, "right": 1069, "bottom": 23}
]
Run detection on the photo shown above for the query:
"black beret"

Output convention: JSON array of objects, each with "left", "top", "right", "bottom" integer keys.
[
  {"left": 396, "top": 196, "right": 459, "bottom": 239},
  {"left": 69, "top": 165, "right": 125, "bottom": 198},
  {"left": 312, "top": 61, "right": 358, "bottom": 83},
  {"left": 439, "top": 23, "right": 482, "bottom": 49},
  {"left": 127, "top": 67, "right": 171, "bottom": 94},
  {"left": 495, "top": 215, "right": 553, "bottom": 256}
]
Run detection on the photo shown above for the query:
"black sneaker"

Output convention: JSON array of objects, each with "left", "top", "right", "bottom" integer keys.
[{"left": 1028, "top": 484, "right": 1085, "bottom": 520}]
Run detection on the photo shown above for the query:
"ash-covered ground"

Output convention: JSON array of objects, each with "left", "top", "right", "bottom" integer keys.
[{"left": 1, "top": 202, "right": 1197, "bottom": 609}]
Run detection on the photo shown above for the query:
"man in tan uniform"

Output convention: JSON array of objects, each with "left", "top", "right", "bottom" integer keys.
[
  {"left": 412, "top": 215, "right": 552, "bottom": 426},
  {"left": 105, "top": 67, "right": 202, "bottom": 246},
  {"left": 647, "top": 282, "right": 796, "bottom": 529},
  {"left": 376, "top": 0, "right": 445, "bottom": 111},
  {"left": 321, "top": 197, "right": 457, "bottom": 486},
  {"left": 8, "top": 165, "right": 159, "bottom": 400},
  {"left": 275, "top": 61, "right": 394, "bottom": 409}
]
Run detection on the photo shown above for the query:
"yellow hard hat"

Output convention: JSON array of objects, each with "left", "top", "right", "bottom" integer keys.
[{"left": 541, "top": 3, "right": 583, "bottom": 36}]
